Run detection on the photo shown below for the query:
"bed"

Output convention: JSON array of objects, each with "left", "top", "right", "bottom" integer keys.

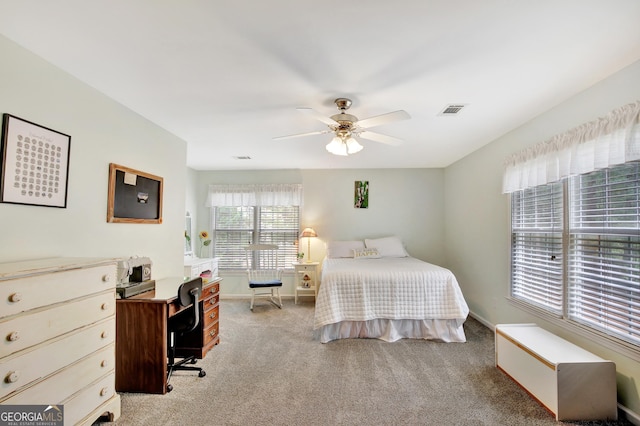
[{"left": 313, "top": 237, "right": 469, "bottom": 343}]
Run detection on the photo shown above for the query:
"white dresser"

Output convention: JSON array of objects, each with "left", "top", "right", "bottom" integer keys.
[
  {"left": 184, "top": 257, "right": 219, "bottom": 281},
  {"left": 0, "top": 258, "right": 121, "bottom": 425}
]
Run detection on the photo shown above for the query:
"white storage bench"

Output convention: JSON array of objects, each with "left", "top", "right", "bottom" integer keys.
[{"left": 495, "top": 323, "right": 617, "bottom": 421}]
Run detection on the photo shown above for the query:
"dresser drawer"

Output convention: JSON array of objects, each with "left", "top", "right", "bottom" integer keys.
[
  {"left": 0, "top": 265, "right": 115, "bottom": 318},
  {"left": 0, "top": 291, "right": 115, "bottom": 357},
  {"left": 1, "top": 344, "right": 114, "bottom": 405},
  {"left": 0, "top": 317, "right": 114, "bottom": 400},
  {"left": 63, "top": 373, "right": 117, "bottom": 426}
]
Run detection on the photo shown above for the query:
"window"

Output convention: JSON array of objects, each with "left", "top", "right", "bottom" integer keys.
[
  {"left": 511, "top": 162, "right": 640, "bottom": 347},
  {"left": 511, "top": 182, "right": 564, "bottom": 314},
  {"left": 206, "top": 184, "right": 303, "bottom": 270},
  {"left": 211, "top": 206, "right": 300, "bottom": 270}
]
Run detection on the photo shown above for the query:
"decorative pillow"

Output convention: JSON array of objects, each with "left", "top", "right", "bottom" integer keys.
[
  {"left": 364, "top": 236, "right": 408, "bottom": 258},
  {"left": 353, "top": 248, "right": 381, "bottom": 259},
  {"left": 326, "top": 240, "right": 365, "bottom": 258}
]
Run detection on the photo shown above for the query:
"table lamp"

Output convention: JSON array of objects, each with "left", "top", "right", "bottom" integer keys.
[{"left": 299, "top": 227, "right": 318, "bottom": 263}]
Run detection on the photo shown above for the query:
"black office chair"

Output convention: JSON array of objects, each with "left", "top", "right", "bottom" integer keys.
[{"left": 167, "top": 277, "right": 206, "bottom": 392}]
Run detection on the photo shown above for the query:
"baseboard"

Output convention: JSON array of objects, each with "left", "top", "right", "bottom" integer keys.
[
  {"left": 468, "top": 310, "right": 495, "bottom": 332},
  {"left": 620, "top": 404, "right": 640, "bottom": 426},
  {"left": 220, "top": 294, "right": 295, "bottom": 300}
]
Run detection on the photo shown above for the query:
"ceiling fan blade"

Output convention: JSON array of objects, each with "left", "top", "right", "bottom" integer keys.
[
  {"left": 359, "top": 130, "right": 404, "bottom": 146},
  {"left": 297, "top": 107, "right": 338, "bottom": 126},
  {"left": 357, "top": 110, "right": 411, "bottom": 129},
  {"left": 273, "top": 130, "right": 330, "bottom": 140}
]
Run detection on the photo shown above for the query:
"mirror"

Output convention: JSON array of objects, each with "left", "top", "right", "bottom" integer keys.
[{"left": 185, "top": 213, "right": 193, "bottom": 255}]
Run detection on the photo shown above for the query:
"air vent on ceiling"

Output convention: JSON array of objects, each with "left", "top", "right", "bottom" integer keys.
[
  {"left": 233, "top": 156, "right": 252, "bottom": 160},
  {"left": 438, "top": 104, "right": 467, "bottom": 116}
]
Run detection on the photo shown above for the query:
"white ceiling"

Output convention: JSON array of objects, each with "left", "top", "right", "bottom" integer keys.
[{"left": 1, "top": 1, "right": 639, "bottom": 170}]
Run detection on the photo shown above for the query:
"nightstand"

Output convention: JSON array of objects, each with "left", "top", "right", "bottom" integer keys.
[{"left": 292, "top": 262, "right": 320, "bottom": 304}]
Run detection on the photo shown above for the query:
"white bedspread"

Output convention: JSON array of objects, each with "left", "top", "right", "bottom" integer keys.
[{"left": 313, "top": 257, "right": 469, "bottom": 329}]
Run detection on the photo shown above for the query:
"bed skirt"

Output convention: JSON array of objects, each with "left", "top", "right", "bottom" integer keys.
[{"left": 315, "top": 318, "right": 467, "bottom": 343}]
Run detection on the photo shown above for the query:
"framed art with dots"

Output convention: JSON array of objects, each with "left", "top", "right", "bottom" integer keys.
[{"left": 0, "top": 114, "right": 71, "bottom": 208}]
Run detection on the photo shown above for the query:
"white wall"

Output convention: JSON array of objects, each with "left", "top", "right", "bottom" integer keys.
[
  {"left": 194, "top": 168, "right": 445, "bottom": 295},
  {"left": 444, "top": 59, "right": 640, "bottom": 418},
  {"left": 0, "top": 35, "right": 188, "bottom": 278}
]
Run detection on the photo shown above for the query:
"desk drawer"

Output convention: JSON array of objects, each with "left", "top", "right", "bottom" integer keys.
[
  {"left": 0, "top": 291, "right": 115, "bottom": 357},
  {"left": 203, "top": 281, "right": 220, "bottom": 297},
  {"left": 0, "top": 318, "right": 114, "bottom": 399},
  {"left": 0, "top": 265, "right": 115, "bottom": 319},
  {"left": 203, "top": 321, "right": 219, "bottom": 347},
  {"left": 204, "top": 293, "right": 220, "bottom": 310},
  {"left": 203, "top": 305, "right": 219, "bottom": 328}
]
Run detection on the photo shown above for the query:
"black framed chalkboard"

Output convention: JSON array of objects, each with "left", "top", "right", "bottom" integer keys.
[{"left": 107, "top": 163, "right": 163, "bottom": 223}]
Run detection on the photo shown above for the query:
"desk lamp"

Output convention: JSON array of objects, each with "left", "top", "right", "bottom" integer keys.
[{"left": 299, "top": 227, "right": 318, "bottom": 263}]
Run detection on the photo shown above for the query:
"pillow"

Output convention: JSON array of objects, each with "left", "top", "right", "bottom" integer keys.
[
  {"left": 364, "top": 236, "right": 408, "bottom": 258},
  {"left": 326, "top": 240, "right": 365, "bottom": 258},
  {"left": 353, "top": 248, "right": 381, "bottom": 259}
]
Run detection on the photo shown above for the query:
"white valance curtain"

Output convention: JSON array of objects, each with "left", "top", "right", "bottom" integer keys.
[
  {"left": 205, "top": 184, "right": 303, "bottom": 207},
  {"left": 502, "top": 101, "right": 640, "bottom": 193}
]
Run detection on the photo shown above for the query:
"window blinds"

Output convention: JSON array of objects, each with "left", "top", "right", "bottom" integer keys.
[
  {"left": 511, "top": 182, "right": 564, "bottom": 314},
  {"left": 568, "top": 162, "right": 640, "bottom": 345}
]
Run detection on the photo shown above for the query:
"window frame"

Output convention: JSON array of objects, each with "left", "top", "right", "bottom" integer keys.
[
  {"left": 509, "top": 162, "right": 640, "bottom": 361},
  {"left": 211, "top": 205, "right": 300, "bottom": 271}
]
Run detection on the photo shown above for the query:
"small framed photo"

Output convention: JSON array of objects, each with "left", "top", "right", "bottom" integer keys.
[
  {"left": 107, "top": 163, "right": 163, "bottom": 224},
  {"left": 354, "top": 180, "right": 369, "bottom": 208},
  {"left": 1, "top": 114, "right": 71, "bottom": 208}
]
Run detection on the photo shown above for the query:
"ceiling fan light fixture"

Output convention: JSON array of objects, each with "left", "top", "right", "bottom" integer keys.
[
  {"left": 345, "top": 137, "right": 363, "bottom": 154},
  {"left": 325, "top": 136, "right": 363, "bottom": 156},
  {"left": 326, "top": 137, "right": 348, "bottom": 156}
]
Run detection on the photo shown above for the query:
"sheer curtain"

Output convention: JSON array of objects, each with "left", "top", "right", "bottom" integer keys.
[
  {"left": 205, "top": 184, "right": 303, "bottom": 207},
  {"left": 503, "top": 101, "right": 640, "bottom": 193}
]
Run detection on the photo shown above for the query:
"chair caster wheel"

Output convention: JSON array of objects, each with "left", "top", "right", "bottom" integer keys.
[
  {"left": 199, "top": 370, "right": 206, "bottom": 377},
  {"left": 190, "top": 359, "right": 197, "bottom": 364},
  {"left": 167, "top": 384, "right": 173, "bottom": 392}
]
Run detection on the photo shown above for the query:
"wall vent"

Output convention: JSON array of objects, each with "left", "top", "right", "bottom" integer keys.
[
  {"left": 438, "top": 104, "right": 467, "bottom": 116},
  {"left": 233, "top": 156, "right": 252, "bottom": 160}
]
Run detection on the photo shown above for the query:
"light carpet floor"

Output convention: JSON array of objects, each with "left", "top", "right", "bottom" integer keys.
[{"left": 99, "top": 299, "right": 633, "bottom": 426}]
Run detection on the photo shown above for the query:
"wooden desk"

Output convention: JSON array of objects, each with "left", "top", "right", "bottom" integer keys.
[{"left": 115, "top": 277, "right": 221, "bottom": 394}]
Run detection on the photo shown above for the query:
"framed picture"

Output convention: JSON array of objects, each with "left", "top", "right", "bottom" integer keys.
[
  {"left": 1, "top": 114, "right": 71, "bottom": 208},
  {"left": 354, "top": 180, "right": 369, "bottom": 208},
  {"left": 107, "top": 163, "right": 163, "bottom": 223}
]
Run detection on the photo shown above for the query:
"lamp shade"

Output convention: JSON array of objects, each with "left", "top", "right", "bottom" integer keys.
[
  {"left": 299, "top": 227, "right": 318, "bottom": 238},
  {"left": 299, "top": 227, "right": 318, "bottom": 263}
]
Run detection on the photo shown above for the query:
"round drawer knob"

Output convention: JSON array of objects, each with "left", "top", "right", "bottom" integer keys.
[
  {"left": 100, "top": 387, "right": 109, "bottom": 397},
  {"left": 7, "top": 331, "right": 19, "bottom": 342},
  {"left": 101, "top": 360, "right": 109, "bottom": 368},
  {"left": 102, "top": 274, "right": 111, "bottom": 282},
  {"left": 101, "top": 331, "right": 109, "bottom": 339},
  {"left": 8, "top": 293, "right": 22, "bottom": 303},
  {"left": 5, "top": 371, "right": 19, "bottom": 383},
  {"left": 209, "top": 312, "right": 216, "bottom": 319},
  {"left": 101, "top": 302, "right": 109, "bottom": 311},
  {"left": 209, "top": 330, "right": 216, "bottom": 337}
]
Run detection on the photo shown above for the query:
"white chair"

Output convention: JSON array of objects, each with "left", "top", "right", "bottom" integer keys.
[{"left": 244, "top": 244, "right": 283, "bottom": 311}]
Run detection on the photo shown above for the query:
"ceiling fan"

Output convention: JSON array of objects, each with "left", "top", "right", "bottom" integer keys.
[{"left": 274, "top": 98, "right": 411, "bottom": 156}]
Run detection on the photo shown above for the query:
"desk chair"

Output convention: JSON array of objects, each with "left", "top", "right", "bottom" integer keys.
[
  {"left": 244, "top": 244, "right": 283, "bottom": 311},
  {"left": 167, "top": 277, "right": 206, "bottom": 392}
]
